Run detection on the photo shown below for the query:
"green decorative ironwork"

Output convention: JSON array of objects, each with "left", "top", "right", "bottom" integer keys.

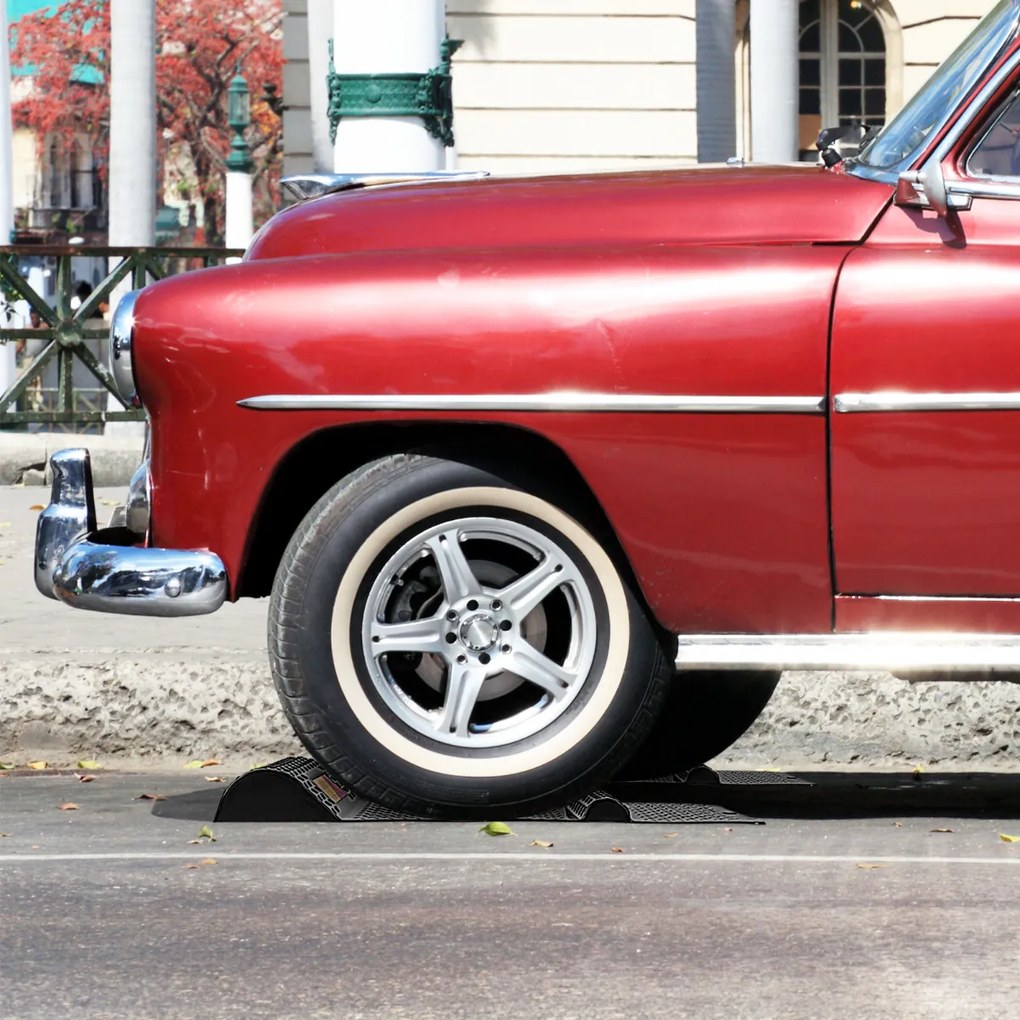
[
  {"left": 326, "top": 37, "right": 462, "bottom": 147},
  {"left": 0, "top": 246, "right": 243, "bottom": 430}
]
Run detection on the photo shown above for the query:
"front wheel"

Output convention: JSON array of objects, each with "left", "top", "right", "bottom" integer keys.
[{"left": 268, "top": 454, "right": 669, "bottom": 816}]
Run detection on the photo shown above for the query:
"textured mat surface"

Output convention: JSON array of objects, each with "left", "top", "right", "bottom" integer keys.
[{"left": 214, "top": 757, "right": 775, "bottom": 824}]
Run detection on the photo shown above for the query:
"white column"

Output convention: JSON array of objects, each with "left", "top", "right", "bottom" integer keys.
[
  {"left": 308, "top": 0, "right": 334, "bottom": 172},
  {"left": 109, "top": 0, "right": 156, "bottom": 245},
  {"left": 107, "top": 0, "right": 155, "bottom": 435},
  {"left": 749, "top": 0, "right": 799, "bottom": 164},
  {"left": 695, "top": 0, "right": 737, "bottom": 164},
  {"left": 331, "top": 0, "right": 447, "bottom": 173},
  {"left": 225, "top": 171, "right": 254, "bottom": 254},
  {"left": 0, "top": 2, "right": 17, "bottom": 400}
]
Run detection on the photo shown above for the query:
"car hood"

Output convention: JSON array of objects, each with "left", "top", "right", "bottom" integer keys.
[{"left": 247, "top": 165, "right": 892, "bottom": 261}]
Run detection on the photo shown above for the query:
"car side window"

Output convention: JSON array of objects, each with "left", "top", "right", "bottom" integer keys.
[{"left": 966, "top": 89, "right": 1020, "bottom": 180}]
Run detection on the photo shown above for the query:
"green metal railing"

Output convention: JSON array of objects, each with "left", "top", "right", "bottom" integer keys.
[{"left": 0, "top": 245, "right": 243, "bottom": 430}]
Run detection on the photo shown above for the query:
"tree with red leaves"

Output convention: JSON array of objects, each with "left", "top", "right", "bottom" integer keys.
[{"left": 10, "top": 0, "right": 283, "bottom": 244}]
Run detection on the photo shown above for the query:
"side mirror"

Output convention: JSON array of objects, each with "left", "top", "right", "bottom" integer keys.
[{"left": 896, "top": 160, "right": 972, "bottom": 217}]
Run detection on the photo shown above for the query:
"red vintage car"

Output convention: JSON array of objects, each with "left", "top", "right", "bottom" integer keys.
[{"left": 36, "top": 0, "right": 1020, "bottom": 815}]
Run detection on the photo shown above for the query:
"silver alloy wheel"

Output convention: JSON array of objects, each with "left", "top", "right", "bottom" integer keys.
[{"left": 361, "top": 516, "right": 597, "bottom": 749}]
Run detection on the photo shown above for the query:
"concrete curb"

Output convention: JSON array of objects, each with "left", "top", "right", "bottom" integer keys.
[
  {"left": 0, "top": 432, "right": 144, "bottom": 486},
  {"left": 1, "top": 652, "right": 1016, "bottom": 769}
]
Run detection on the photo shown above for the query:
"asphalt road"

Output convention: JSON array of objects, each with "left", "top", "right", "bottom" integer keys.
[{"left": 2, "top": 769, "right": 1018, "bottom": 1020}]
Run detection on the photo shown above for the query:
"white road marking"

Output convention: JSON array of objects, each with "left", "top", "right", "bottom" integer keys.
[{"left": 0, "top": 852, "right": 1016, "bottom": 865}]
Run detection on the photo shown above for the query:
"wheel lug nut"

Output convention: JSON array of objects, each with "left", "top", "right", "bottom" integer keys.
[
  {"left": 479, "top": 652, "right": 491, "bottom": 665},
  {"left": 491, "top": 599, "right": 502, "bottom": 611},
  {"left": 501, "top": 644, "right": 511, "bottom": 654},
  {"left": 467, "top": 599, "right": 478, "bottom": 611},
  {"left": 446, "top": 610, "right": 457, "bottom": 621},
  {"left": 457, "top": 654, "right": 467, "bottom": 664},
  {"left": 445, "top": 633, "right": 457, "bottom": 644},
  {"left": 499, "top": 620, "right": 512, "bottom": 632}
]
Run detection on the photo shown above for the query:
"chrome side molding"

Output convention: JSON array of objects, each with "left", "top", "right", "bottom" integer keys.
[
  {"left": 281, "top": 170, "right": 490, "bottom": 202},
  {"left": 675, "top": 633, "right": 1020, "bottom": 673},
  {"left": 238, "top": 392, "right": 827, "bottom": 415},
  {"left": 835, "top": 391, "right": 1020, "bottom": 413}
]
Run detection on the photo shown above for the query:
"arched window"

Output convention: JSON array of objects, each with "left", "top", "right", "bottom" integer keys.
[{"left": 799, "top": 0, "right": 889, "bottom": 155}]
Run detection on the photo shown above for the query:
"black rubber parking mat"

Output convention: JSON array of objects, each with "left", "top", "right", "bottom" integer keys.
[{"left": 214, "top": 756, "right": 777, "bottom": 824}]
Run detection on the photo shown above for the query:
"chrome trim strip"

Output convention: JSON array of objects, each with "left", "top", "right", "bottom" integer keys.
[
  {"left": 835, "top": 391, "right": 1020, "bottom": 413},
  {"left": 281, "top": 170, "right": 490, "bottom": 202},
  {"left": 238, "top": 393, "right": 827, "bottom": 414},
  {"left": 675, "top": 632, "right": 1020, "bottom": 672},
  {"left": 35, "top": 448, "right": 227, "bottom": 617}
]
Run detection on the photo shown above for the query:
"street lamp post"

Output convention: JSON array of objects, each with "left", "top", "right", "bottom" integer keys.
[{"left": 225, "top": 69, "right": 254, "bottom": 253}]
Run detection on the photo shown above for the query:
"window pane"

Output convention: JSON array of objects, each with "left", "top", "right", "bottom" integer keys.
[
  {"left": 968, "top": 92, "right": 1020, "bottom": 178},
  {"left": 840, "top": 88, "right": 863, "bottom": 117},
  {"left": 801, "top": 57, "right": 821, "bottom": 88},
  {"left": 864, "top": 58, "right": 884, "bottom": 86},
  {"left": 799, "top": 0, "right": 821, "bottom": 31},
  {"left": 840, "top": 57, "right": 863, "bottom": 86},
  {"left": 800, "top": 19, "right": 821, "bottom": 53},
  {"left": 800, "top": 86, "right": 821, "bottom": 116},
  {"left": 839, "top": 22, "right": 863, "bottom": 52},
  {"left": 864, "top": 88, "right": 885, "bottom": 118}
]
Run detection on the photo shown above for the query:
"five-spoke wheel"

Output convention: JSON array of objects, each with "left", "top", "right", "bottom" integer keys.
[{"left": 268, "top": 454, "right": 669, "bottom": 816}]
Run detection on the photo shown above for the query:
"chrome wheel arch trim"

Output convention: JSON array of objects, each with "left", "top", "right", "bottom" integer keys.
[{"left": 238, "top": 393, "right": 827, "bottom": 414}]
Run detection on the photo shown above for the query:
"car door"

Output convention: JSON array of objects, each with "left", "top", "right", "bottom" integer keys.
[{"left": 830, "top": 82, "right": 1020, "bottom": 626}]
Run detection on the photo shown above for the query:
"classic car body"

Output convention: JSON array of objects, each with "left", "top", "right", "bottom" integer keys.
[{"left": 35, "top": 0, "right": 1020, "bottom": 813}]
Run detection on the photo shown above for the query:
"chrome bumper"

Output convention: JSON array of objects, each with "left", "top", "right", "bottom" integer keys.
[{"left": 34, "top": 449, "right": 227, "bottom": 617}]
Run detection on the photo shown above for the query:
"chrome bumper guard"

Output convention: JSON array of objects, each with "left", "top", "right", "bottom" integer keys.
[{"left": 34, "top": 449, "right": 227, "bottom": 617}]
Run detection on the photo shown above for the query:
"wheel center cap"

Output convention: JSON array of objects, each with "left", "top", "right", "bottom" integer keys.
[{"left": 460, "top": 614, "right": 499, "bottom": 651}]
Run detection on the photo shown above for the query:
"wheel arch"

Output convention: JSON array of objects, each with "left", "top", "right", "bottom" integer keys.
[{"left": 237, "top": 421, "right": 645, "bottom": 607}]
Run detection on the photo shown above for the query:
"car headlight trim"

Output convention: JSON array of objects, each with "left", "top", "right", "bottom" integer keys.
[{"left": 110, "top": 289, "right": 143, "bottom": 408}]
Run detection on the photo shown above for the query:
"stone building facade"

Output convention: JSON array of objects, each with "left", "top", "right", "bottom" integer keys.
[{"left": 282, "top": 0, "right": 999, "bottom": 176}]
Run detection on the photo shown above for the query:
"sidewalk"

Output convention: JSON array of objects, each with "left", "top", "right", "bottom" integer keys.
[{"left": 1, "top": 482, "right": 1017, "bottom": 770}]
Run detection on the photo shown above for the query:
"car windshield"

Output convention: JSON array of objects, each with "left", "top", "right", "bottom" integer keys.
[{"left": 851, "top": 0, "right": 1020, "bottom": 172}]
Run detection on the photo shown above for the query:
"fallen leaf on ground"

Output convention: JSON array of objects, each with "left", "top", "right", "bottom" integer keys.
[
  {"left": 0, "top": 832, "right": 10, "bottom": 837},
  {"left": 29, "top": 504, "right": 44, "bottom": 511},
  {"left": 529, "top": 839, "right": 554, "bottom": 848},
  {"left": 184, "top": 857, "right": 218, "bottom": 869},
  {"left": 74, "top": 773, "right": 96, "bottom": 783},
  {"left": 610, "top": 846, "right": 625, "bottom": 854},
  {"left": 98, "top": 498, "right": 119, "bottom": 507},
  {"left": 478, "top": 821, "right": 513, "bottom": 836},
  {"left": 200, "top": 759, "right": 221, "bottom": 768},
  {"left": 856, "top": 863, "right": 888, "bottom": 870},
  {"left": 76, "top": 759, "right": 101, "bottom": 770},
  {"left": 26, "top": 761, "right": 47, "bottom": 770},
  {"left": 187, "top": 825, "right": 217, "bottom": 844},
  {"left": 0, "top": 763, "right": 14, "bottom": 770},
  {"left": 183, "top": 760, "right": 205, "bottom": 769},
  {"left": 663, "top": 832, "right": 679, "bottom": 839},
  {"left": 892, "top": 821, "right": 903, "bottom": 828},
  {"left": 133, "top": 792, "right": 166, "bottom": 801},
  {"left": 57, "top": 802, "right": 78, "bottom": 811},
  {"left": 930, "top": 828, "right": 955, "bottom": 834},
  {"left": 999, "top": 833, "right": 1020, "bottom": 844},
  {"left": 204, "top": 776, "right": 226, "bottom": 783}
]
